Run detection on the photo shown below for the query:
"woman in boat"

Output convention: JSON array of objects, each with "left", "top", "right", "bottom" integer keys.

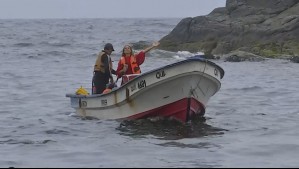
[
  {"left": 116, "top": 41, "right": 160, "bottom": 79},
  {"left": 92, "top": 43, "right": 116, "bottom": 94}
]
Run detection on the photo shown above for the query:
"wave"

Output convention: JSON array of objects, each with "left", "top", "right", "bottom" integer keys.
[
  {"left": 116, "top": 117, "right": 227, "bottom": 140},
  {"left": 44, "top": 50, "right": 70, "bottom": 56},
  {"left": 226, "top": 86, "right": 263, "bottom": 92},
  {"left": 40, "top": 41, "right": 72, "bottom": 47},
  {"left": 13, "top": 42, "right": 34, "bottom": 47},
  {"left": 0, "top": 139, "right": 55, "bottom": 145},
  {"left": 172, "top": 51, "right": 205, "bottom": 60}
]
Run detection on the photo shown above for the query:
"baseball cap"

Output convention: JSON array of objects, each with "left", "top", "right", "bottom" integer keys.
[{"left": 104, "top": 43, "right": 115, "bottom": 51}]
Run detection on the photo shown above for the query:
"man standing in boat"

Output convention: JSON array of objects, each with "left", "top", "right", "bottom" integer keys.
[
  {"left": 92, "top": 43, "right": 116, "bottom": 94},
  {"left": 116, "top": 41, "right": 160, "bottom": 79}
]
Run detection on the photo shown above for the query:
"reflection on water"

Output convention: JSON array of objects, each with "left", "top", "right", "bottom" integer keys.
[{"left": 116, "top": 117, "right": 227, "bottom": 140}]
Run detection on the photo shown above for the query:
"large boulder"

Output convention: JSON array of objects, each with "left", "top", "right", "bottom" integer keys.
[{"left": 159, "top": 0, "right": 299, "bottom": 58}]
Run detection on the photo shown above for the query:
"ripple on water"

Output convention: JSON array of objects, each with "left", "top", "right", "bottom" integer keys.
[{"left": 116, "top": 117, "right": 228, "bottom": 141}]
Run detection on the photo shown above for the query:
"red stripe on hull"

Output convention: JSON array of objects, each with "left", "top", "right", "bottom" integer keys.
[{"left": 127, "top": 98, "right": 205, "bottom": 123}]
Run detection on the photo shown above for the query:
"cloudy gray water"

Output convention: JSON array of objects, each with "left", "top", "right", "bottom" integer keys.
[{"left": 1, "top": 18, "right": 299, "bottom": 167}]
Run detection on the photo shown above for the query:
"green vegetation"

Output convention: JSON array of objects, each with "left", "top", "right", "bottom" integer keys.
[
  {"left": 251, "top": 42, "right": 298, "bottom": 58},
  {"left": 159, "top": 39, "right": 299, "bottom": 58}
]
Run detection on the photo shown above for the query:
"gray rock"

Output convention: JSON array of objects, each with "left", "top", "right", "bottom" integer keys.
[
  {"left": 290, "top": 56, "right": 299, "bottom": 63},
  {"left": 223, "top": 50, "right": 265, "bottom": 62},
  {"left": 159, "top": 0, "right": 299, "bottom": 59}
]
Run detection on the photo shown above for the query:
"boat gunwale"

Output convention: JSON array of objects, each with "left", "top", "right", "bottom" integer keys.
[{"left": 66, "top": 56, "right": 224, "bottom": 98}]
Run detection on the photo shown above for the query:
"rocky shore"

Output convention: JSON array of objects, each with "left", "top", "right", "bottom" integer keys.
[{"left": 158, "top": 0, "right": 299, "bottom": 62}]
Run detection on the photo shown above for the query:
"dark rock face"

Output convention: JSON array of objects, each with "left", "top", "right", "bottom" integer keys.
[
  {"left": 159, "top": 0, "right": 299, "bottom": 58},
  {"left": 290, "top": 56, "right": 299, "bottom": 63}
]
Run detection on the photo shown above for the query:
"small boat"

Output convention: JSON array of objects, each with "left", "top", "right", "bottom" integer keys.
[{"left": 66, "top": 55, "right": 224, "bottom": 123}]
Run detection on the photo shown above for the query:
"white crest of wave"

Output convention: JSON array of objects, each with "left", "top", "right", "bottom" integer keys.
[{"left": 172, "top": 51, "right": 205, "bottom": 60}]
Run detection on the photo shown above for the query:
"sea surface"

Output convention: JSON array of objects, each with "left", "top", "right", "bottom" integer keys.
[{"left": 0, "top": 18, "right": 299, "bottom": 167}]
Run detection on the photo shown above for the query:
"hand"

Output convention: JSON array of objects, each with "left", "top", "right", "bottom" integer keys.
[
  {"left": 122, "top": 64, "right": 128, "bottom": 73},
  {"left": 143, "top": 41, "right": 160, "bottom": 53},
  {"left": 152, "top": 41, "right": 160, "bottom": 47}
]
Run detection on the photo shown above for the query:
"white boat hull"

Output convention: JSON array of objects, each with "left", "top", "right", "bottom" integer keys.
[{"left": 66, "top": 56, "right": 224, "bottom": 123}]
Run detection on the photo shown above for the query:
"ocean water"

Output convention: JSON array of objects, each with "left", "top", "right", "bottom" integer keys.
[{"left": 1, "top": 18, "right": 299, "bottom": 167}]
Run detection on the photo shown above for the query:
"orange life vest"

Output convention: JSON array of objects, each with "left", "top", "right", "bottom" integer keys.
[{"left": 120, "top": 55, "right": 141, "bottom": 74}]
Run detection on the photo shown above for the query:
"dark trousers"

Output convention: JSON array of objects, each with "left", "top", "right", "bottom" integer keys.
[{"left": 92, "top": 71, "right": 109, "bottom": 94}]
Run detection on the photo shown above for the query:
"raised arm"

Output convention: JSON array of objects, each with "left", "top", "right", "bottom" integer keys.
[{"left": 142, "top": 41, "right": 160, "bottom": 53}]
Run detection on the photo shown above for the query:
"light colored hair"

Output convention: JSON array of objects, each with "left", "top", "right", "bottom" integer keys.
[{"left": 122, "top": 44, "right": 134, "bottom": 56}]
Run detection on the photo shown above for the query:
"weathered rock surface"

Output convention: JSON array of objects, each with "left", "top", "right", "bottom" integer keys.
[{"left": 159, "top": 0, "right": 299, "bottom": 59}]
